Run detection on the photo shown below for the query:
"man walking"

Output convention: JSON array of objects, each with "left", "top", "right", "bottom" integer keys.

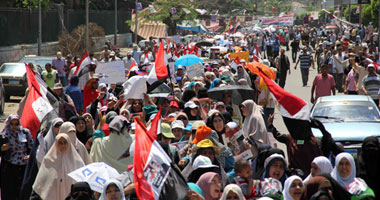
[
  {"left": 362, "top": 64, "right": 380, "bottom": 106},
  {"left": 290, "top": 38, "right": 299, "bottom": 63},
  {"left": 52, "top": 51, "right": 67, "bottom": 86},
  {"left": 295, "top": 47, "right": 314, "bottom": 87},
  {"left": 311, "top": 64, "right": 336, "bottom": 103},
  {"left": 332, "top": 47, "right": 346, "bottom": 93},
  {"left": 275, "top": 49, "right": 291, "bottom": 88}
]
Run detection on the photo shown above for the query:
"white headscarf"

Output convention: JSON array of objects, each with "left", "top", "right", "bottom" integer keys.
[
  {"left": 220, "top": 184, "right": 246, "bottom": 200},
  {"left": 241, "top": 100, "right": 269, "bottom": 145},
  {"left": 303, "top": 156, "right": 333, "bottom": 184},
  {"left": 331, "top": 152, "right": 356, "bottom": 188},
  {"left": 99, "top": 179, "right": 126, "bottom": 200},
  {"left": 33, "top": 134, "right": 85, "bottom": 200},
  {"left": 283, "top": 175, "right": 303, "bottom": 200},
  {"left": 59, "top": 122, "right": 92, "bottom": 165}
]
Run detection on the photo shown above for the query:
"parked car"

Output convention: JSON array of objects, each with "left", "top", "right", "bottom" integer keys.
[
  {"left": 19, "top": 55, "right": 54, "bottom": 74},
  {"left": 0, "top": 63, "right": 28, "bottom": 101},
  {"left": 0, "top": 77, "right": 5, "bottom": 113},
  {"left": 311, "top": 95, "right": 380, "bottom": 157}
]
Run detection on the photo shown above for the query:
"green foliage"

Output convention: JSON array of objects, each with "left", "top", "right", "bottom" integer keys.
[
  {"left": 343, "top": 0, "right": 379, "bottom": 27},
  {"left": 297, "top": 11, "right": 311, "bottom": 20},
  {"left": 361, "top": 4, "right": 372, "bottom": 25},
  {"left": 306, "top": 5, "right": 315, "bottom": 12},
  {"left": 318, "top": 8, "right": 333, "bottom": 22},
  {"left": 14, "top": 0, "right": 50, "bottom": 10},
  {"left": 343, "top": 5, "right": 359, "bottom": 23},
  {"left": 126, "top": 0, "right": 198, "bottom": 35}
]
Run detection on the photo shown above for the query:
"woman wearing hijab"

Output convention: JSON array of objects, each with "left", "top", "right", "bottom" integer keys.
[
  {"left": 262, "top": 153, "right": 288, "bottom": 187},
  {"left": 240, "top": 100, "right": 270, "bottom": 155},
  {"left": 357, "top": 136, "right": 380, "bottom": 198},
  {"left": 206, "top": 112, "right": 226, "bottom": 144},
  {"left": 90, "top": 116, "right": 134, "bottom": 173},
  {"left": 191, "top": 97, "right": 208, "bottom": 120},
  {"left": 283, "top": 175, "right": 303, "bottom": 200},
  {"left": 184, "top": 101, "right": 202, "bottom": 120},
  {"left": 59, "top": 122, "right": 92, "bottom": 165},
  {"left": 99, "top": 179, "right": 126, "bottom": 200},
  {"left": 196, "top": 172, "right": 222, "bottom": 200},
  {"left": 70, "top": 116, "right": 90, "bottom": 145},
  {"left": 209, "top": 78, "right": 221, "bottom": 90},
  {"left": 302, "top": 173, "right": 351, "bottom": 200},
  {"left": 32, "top": 134, "right": 85, "bottom": 200},
  {"left": 233, "top": 65, "right": 252, "bottom": 87},
  {"left": 128, "top": 99, "right": 144, "bottom": 114},
  {"left": 220, "top": 184, "right": 246, "bottom": 200},
  {"left": 331, "top": 152, "right": 356, "bottom": 188},
  {"left": 36, "top": 118, "right": 64, "bottom": 165},
  {"left": 303, "top": 156, "right": 333, "bottom": 185},
  {"left": 0, "top": 114, "right": 33, "bottom": 200},
  {"left": 65, "top": 181, "right": 96, "bottom": 200},
  {"left": 176, "top": 112, "right": 189, "bottom": 127}
]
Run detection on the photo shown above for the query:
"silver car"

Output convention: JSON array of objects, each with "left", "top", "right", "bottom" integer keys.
[
  {"left": 311, "top": 95, "right": 380, "bottom": 157},
  {"left": 0, "top": 63, "right": 27, "bottom": 101}
]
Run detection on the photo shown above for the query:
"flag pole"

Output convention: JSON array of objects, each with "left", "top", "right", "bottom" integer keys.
[{"left": 166, "top": 64, "right": 174, "bottom": 95}]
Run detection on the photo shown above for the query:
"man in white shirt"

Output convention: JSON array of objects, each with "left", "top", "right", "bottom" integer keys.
[
  {"left": 332, "top": 47, "right": 346, "bottom": 93},
  {"left": 123, "top": 52, "right": 136, "bottom": 71}
]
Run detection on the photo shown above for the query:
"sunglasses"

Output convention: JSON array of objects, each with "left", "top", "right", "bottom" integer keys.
[
  {"left": 54, "top": 123, "right": 63, "bottom": 128},
  {"left": 177, "top": 117, "right": 187, "bottom": 121},
  {"left": 10, "top": 123, "right": 19, "bottom": 126}
]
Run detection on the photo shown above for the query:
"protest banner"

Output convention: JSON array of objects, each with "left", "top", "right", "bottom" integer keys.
[
  {"left": 96, "top": 61, "right": 126, "bottom": 84},
  {"left": 222, "top": 127, "right": 253, "bottom": 160},
  {"left": 186, "top": 62, "right": 204, "bottom": 79},
  {"left": 228, "top": 52, "right": 249, "bottom": 62},
  {"left": 260, "top": 17, "right": 294, "bottom": 26}
]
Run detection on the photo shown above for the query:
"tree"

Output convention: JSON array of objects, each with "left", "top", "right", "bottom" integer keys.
[
  {"left": 128, "top": 0, "right": 198, "bottom": 36},
  {"left": 14, "top": 0, "right": 50, "bottom": 10}
]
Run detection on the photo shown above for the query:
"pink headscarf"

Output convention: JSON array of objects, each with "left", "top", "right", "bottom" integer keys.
[{"left": 196, "top": 172, "right": 221, "bottom": 200}]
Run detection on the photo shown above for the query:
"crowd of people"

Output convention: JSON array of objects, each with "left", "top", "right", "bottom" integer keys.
[{"left": 0, "top": 21, "right": 379, "bottom": 200}]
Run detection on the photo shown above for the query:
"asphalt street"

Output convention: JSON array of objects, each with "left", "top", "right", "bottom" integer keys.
[{"left": 0, "top": 50, "right": 318, "bottom": 159}]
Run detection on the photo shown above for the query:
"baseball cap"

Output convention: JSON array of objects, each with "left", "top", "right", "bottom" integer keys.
[
  {"left": 367, "top": 64, "right": 375, "bottom": 69},
  {"left": 240, "top": 59, "right": 246, "bottom": 63},
  {"left": 177, "top": 65, "right": 184, "bottom": 69},
  {"left": 192, "top": 155, "right": 218, "bottom": 170},
  {"left": 191, "top": 120, "right": 206, "bottom": 131},
  {"left": 110, "top": 51, "right": 115, "bottom": 56},
  {"left": 169, "top": 100, "right": 179, "bottom": 108},
  {"left": 161, "top": 123, "right": 175, "bottom": 138},
  {"left": 185, "top": 101, "right": 198, "bottom": 109},
  {"left": 171, "top": 120, "right": 185, "bottom": 130},
  {"left": 184, "top": 123, "right": 193, "bottom": 132}
]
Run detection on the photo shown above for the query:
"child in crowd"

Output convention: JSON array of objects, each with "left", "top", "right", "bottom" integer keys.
[{"left": 233, "top": 159, "right": 256, "bottom": 199}]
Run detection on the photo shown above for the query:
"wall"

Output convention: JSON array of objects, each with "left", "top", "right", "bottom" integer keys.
[{"left": 0, "top": 33, "right": 132, "bottom": 65}]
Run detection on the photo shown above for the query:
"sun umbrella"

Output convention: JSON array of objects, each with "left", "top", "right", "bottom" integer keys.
[
  {"left": 246, "top": 62, "right": 276, "bottom": 90},
  {"left": 175, "top": 54, "right": 204, "bottom": 67},
  {"left": 213, "top": 35, "right": 224, "bottom": 40},
  {"left": 207, "top": 85, "right": 256, "bottom": 104},
  {"left": 196, "top": 41, "right": 213, "bottom": 47},
  {"left": 68, "top": 162, "right": 121, "bottom": 193}
]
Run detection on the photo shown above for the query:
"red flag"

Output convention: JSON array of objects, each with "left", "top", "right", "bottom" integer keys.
[
  {"left": 127, "top": 61, "right": 138, "bottom": 76},
  {"left": 233, "top": 19, "right": 240, "bottom": 34},
  {"left": 21, "top": 64, "right": 53, "bottom": 138},
  {"left": 148, "top": 107, "right": 161, "bottom": 139},
  {"left": 153, "top": 40, "right": 158, "bottom": 56},
  {"left": 74, "top": 50, "right": 91, "bottom": 75},
  {"left": 147, "top": 42, "right": 169, "bottom": 84},
  {"left": 133, "top": 118, "right": 155, "bottom": 200},
  {"left": 133, "top": 118, "right": 172, "bottom": 200}
]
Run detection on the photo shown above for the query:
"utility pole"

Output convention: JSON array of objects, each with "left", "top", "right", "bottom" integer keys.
[
  {"left": 114, "top": 0, "right": 117, "bottom": 45},
  {"left": 38, "top": 0, "right": 41, "bottom": 56},
  {"left": 348, "top": 3, "right": 351, "bottom": 22},
  {"left": 378, "top": 7, "right": 380, "bottom": 52},
  {"left": 85, "top": 0, "right": 89, "bottom": 50},
  {"left": 359, "top": 4, "right": 362, "bottom": 25},
  {"left": 135, "top": 0, "right": 138, "bottom": 45}
]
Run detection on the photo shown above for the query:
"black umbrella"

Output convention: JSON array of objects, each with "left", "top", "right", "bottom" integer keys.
[
  {"left": 195, "top": 41, "right": 213, "bottom": 47},
  {"left": 207, "top": 85, "right": 255, "bottom": 104}
]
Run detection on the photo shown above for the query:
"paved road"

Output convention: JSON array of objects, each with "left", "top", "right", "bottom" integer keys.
[{"left": 0, "top": 49, "right": 318, "bottom": 146}]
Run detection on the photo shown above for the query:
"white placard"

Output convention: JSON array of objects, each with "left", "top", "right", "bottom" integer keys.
[
  {"left": 95, "top": 61, "right": 126, "bottom": 84},
  {"left": 186, "top": 62, "right": 204, "bottom": 79}
]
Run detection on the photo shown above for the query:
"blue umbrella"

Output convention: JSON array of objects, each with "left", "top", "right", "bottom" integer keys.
[{"left": 174, "top": 54, "right": 204, "bottom": 67}]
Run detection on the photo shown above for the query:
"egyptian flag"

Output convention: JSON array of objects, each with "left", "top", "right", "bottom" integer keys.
[
  {"left": 233, "top": 19, "right": 240, "bottom": 34},
  {"left": 253, "top": 45, "right": 261, "bottom": 62},
  {"left": 257, "top": 69, "right": 312, "bottom": 140},
  {"left": 133, "top": 118, "right": 172, "bottom": 200},
  {"left": 127, "top": 61, "right": 138, "bottom": 76},
  {"left": 147, "top": 42, "right": 169, "bottom": 84},
  {"left": 21, "top": 64, "right": 54, "bottom": 138},
  {"left": 74, "top": 50, "right": 92, "bottom": 76},
  {"left": 365, "top": 58, "right": 380, "bottom": 70},
  {"left": 153, "top": 40, "right": 158, "bottom": 56},
  {"left": 230, "top": 56, "right": 241, "bottom": 70},
  {"left": 148, "top": 107, "right": 161, "bottom": 139}
]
